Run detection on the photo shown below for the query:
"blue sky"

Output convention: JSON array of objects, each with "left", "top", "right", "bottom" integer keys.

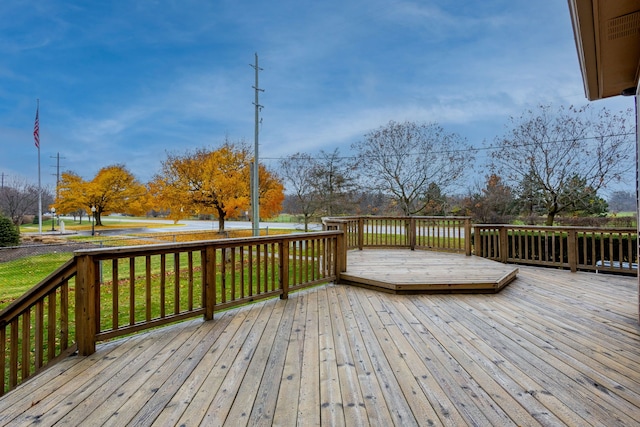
[{"left": 0, "top": 0, "right": 635, "bottom": 194}]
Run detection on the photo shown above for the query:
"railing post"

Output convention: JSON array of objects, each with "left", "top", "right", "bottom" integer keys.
[
  {"left": 474, "top": 225, "right": 482, "bottom": 257},
  {"left": 464, "top": 218, "right": 472, "bottom": 256},
  {"left": 409, "top": 217, "right": 416, "bottom": 250},
  {"left": 75, "top": 254, "right": 97, "bottom": 356},
  {"left": 203, "top": 246, "right": 216, "bottom": 321},
  {"left": 280, "top": 240, "right": 289, "bottom": 299},
  {"left": 358, "top": 217, "right": 364, "bottom": 250},
  {"left": 337, "top": 229, "right": 346, "bottom": 275},
  {"left": 568, "top": 229, "right": 577, "bottom": 272},
  {"left": 499, "top": 226, "right": 508, "bottom": 263}
]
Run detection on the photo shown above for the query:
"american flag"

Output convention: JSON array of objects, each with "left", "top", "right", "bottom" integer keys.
[{"left": 34, "top": 105, "right": 40, "bottom": 149}]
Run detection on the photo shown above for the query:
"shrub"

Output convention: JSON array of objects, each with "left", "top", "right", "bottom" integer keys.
[{"left": 0, "top": 215, "right": 20, "bottom": 247}]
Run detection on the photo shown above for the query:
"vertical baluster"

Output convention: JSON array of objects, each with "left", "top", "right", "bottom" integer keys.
[
  {"left": 291, "top": 241, "right": 297, "bottom": 286},
  {"left": 60, "top": 282, "right": 68, "bottom": 351},
  {"left": 35, "top": 300, "right": 44, "bottom": 369},
  {"left": 112, "top": 259, "right": 119, "bottom": 330},
  {"left": 21, "top": 311, "right": 30, "bottom": 380},
  {"left": 188, "top": 251, "right": 194, "bottom": 311},
  {"left": 174, "top": 252, "right": 181, "bottom": 315},
  {"left": 308, "top": 240, "right": 313, "bottom": 283},
  {"left": 130, "top": 257, "right": 136, "bottom": 325},
  {"left": 256, "top": 244, "right": 262, "bottom": 295},
  {"left": 261, "top": 244, "right": 267, "bottom": 294},
  {"left": 231, "top": 247, "right": 237, "bottom": 301},
  {"left": 312, "top": 239, "right": 318, "bottom": 280},
  {"left": 590, "top": 231, "right": 596, "bottom": 268},
  {"left": 599, "top": 231, "right": 606, "bottom": 268},
  {"left": 280, "top": 241, "right": 289, "bottom": 299},
  {"left": 160, "top": 254, "right": 166, "bottom": 318},
  {"left": 145, "top": 256, "right": 152, "bottom": 322},
  {"left": 1, "top": 327, "right": 5, "bottom": 394},
  {"left": 272, "top": 243, "right": 277, "bottom": 291},
  {"left": 220, "top": 248, "right": 227, "bottom": 304},
  {"left": 47, "top": 291, "right": 56, "bottom": 361},
  {"left": 9, "top": 321, "right": 18, "bottom": 387},
  {"left": 248, "top": 245, "right": 254, "bottom": 297},
  {"left": 203, "top": 247, "right": 216, "bottom": 320},
  {"left": 240, "top": 246, "right": 245, "bottom": 299}
]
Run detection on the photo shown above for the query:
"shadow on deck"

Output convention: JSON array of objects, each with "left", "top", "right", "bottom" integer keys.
[{"left": 341, "top": 250, "right": 518, "bottom": 293}]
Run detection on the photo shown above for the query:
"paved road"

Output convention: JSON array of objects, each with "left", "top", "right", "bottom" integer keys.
[{"left": 64, "top": 216, "right": 323, "bottom": 234}]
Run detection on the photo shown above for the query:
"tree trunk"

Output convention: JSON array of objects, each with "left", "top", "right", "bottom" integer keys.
[
  {"left": 545, "top": 200, "right": 559, "bottom": 226},
  {"left": 216, "top": 206, "right": 226, "bottom": 231}
]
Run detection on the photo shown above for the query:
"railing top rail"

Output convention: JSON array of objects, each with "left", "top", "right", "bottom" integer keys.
[
  {"left": 0, "top": 258, "right": 77, "bottom": 324},
  {"left": 72, "top": 230, "right": 343, "bottom": 260},
  {"left": 324, "top": 215, "right": 471, "bottom": 220},
  {"left": 473, "top": 224, "right": 637, "bottom": 233}
]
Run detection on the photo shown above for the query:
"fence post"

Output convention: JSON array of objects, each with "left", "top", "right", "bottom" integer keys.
[
  {"left": 75, "top": 254, "right": 97, "bottom": 356},
  {"left": 203, "top": 246, "right": 216, "bottom": 321},
  {"left": 499, "top": 226, "right": 508, "bottom": 263},
  {"left": 280, "top": 240, "right": 290, "bottom": 300},
  {"left": 358, "top": 217, "right": 364, "bottom": 250},
  {"left": 464, "top": 218, "right": 472, "bottom": 256},
  {"left": 568, "top": 229, "right": 577, "bottom": 272}
]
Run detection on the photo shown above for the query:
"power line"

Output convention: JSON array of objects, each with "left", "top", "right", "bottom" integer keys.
[{"left": 260, "top": 131, "right": 636, "bottom": 161}]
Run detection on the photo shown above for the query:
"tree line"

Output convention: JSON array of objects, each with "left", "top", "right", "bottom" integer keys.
[
  {"left": 0, "top": 103, "right": 635, "bottom": 230},
  {"left": 280, "top": 104, "right": 633, "bottom": 227}
]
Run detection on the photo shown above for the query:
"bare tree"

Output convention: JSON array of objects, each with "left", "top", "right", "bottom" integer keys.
[
  {"left": 0, "top": 177, "right": 50, "bottom": 225},
  {"left": 352, "top": 121, "right": 471, "bottom": 215},
  {"left": 492, "top": 104, "right": 633, "bottom": 225},
  {"left": 279, "top": 152, "right": 322, "bottom": 231},
  {"left": 311, "top": 149, "right": 359, "bottom": 216},
  {"left": 280, "top": 149, "right": 359, "bottom": 229}
]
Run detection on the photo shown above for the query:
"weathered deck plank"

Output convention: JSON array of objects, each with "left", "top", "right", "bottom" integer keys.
[{"left": 1, "top": 251, "right": 638, "bottom": 426}]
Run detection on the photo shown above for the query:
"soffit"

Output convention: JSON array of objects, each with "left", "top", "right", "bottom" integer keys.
[{"left": 568, "top": 0, "right": 640, "bottom": 100}]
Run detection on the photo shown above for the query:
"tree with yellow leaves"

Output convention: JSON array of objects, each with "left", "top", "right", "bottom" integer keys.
[
  {"left": 150, "top": 140, "right": 284, "bottom": 231},
  {"left": 56, "top": 164, "right": 147, "bottom": 226}
]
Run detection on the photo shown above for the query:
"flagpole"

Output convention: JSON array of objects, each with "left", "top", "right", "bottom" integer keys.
[{"left": 35, "top": 99, "right": 42, "bottom": 234}]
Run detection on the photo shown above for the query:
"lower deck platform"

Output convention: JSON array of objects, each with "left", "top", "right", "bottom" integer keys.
[{"left": 340, "top": 250, "right": 518, "bottom": 293}]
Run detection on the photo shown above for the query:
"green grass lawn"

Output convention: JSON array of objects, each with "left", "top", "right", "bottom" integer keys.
[{"left": 0, "top": 252, "right": 74, "bottom": 309}]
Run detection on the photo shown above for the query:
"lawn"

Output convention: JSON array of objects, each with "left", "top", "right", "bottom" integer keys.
[{"left": 0, "top": 252, "right": 74, "bottom": 309}]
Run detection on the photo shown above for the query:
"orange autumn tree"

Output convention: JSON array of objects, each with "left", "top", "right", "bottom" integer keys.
[
  {"left": 57, "top": 164, "right": 147, "bottom": 226},
  {"left": 258, "top": 163, "right": 285, "bottom": 219},
  {"left": 55, "top": 171, "right": 88, "bottom": 219},
  {"left": 151, "top": 141, "right": 284, "bottom": 231}
]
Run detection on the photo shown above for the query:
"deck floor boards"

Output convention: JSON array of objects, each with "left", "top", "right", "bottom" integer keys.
[
  {"left": 341, "top": 250, "right": 519, "bottom": 292},
  {"left": 1, "top": 250, "right": 639, "bottom": 426}
]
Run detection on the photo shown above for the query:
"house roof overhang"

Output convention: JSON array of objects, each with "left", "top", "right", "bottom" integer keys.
[{"left": 568, "top": 0, "right": 640, "bottom": 100}]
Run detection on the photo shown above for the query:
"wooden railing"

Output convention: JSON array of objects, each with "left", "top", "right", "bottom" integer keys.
[
  {"left": 323, "top": 216, "right": 472, "bottom": 255},
  {"left": 0, "top": 259, "right": 77, "bottom": 396},
  {"left": 0, "top": 231, "right": 344, "bottom": 396},
  {"left": 474, "top": 224, "right": 638, "bottom": 274}
]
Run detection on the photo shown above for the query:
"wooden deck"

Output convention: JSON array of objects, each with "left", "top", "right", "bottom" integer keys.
[
  {"left": 0, "top": 252, "right": 639, "bottom": 426},
  {"left": 341, "top": 250, "right": 518, "bottom": 292}
]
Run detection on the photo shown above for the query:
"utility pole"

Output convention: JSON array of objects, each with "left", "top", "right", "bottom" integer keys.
[
  {"left": 250, "top": 53, "right": 264, "bottom": 237},
  {"left": 51, "top": 152, "right": 65, "bottom": 225},
  {"left": 50, "top": 153, "right": 65, "bottom": 199}
]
